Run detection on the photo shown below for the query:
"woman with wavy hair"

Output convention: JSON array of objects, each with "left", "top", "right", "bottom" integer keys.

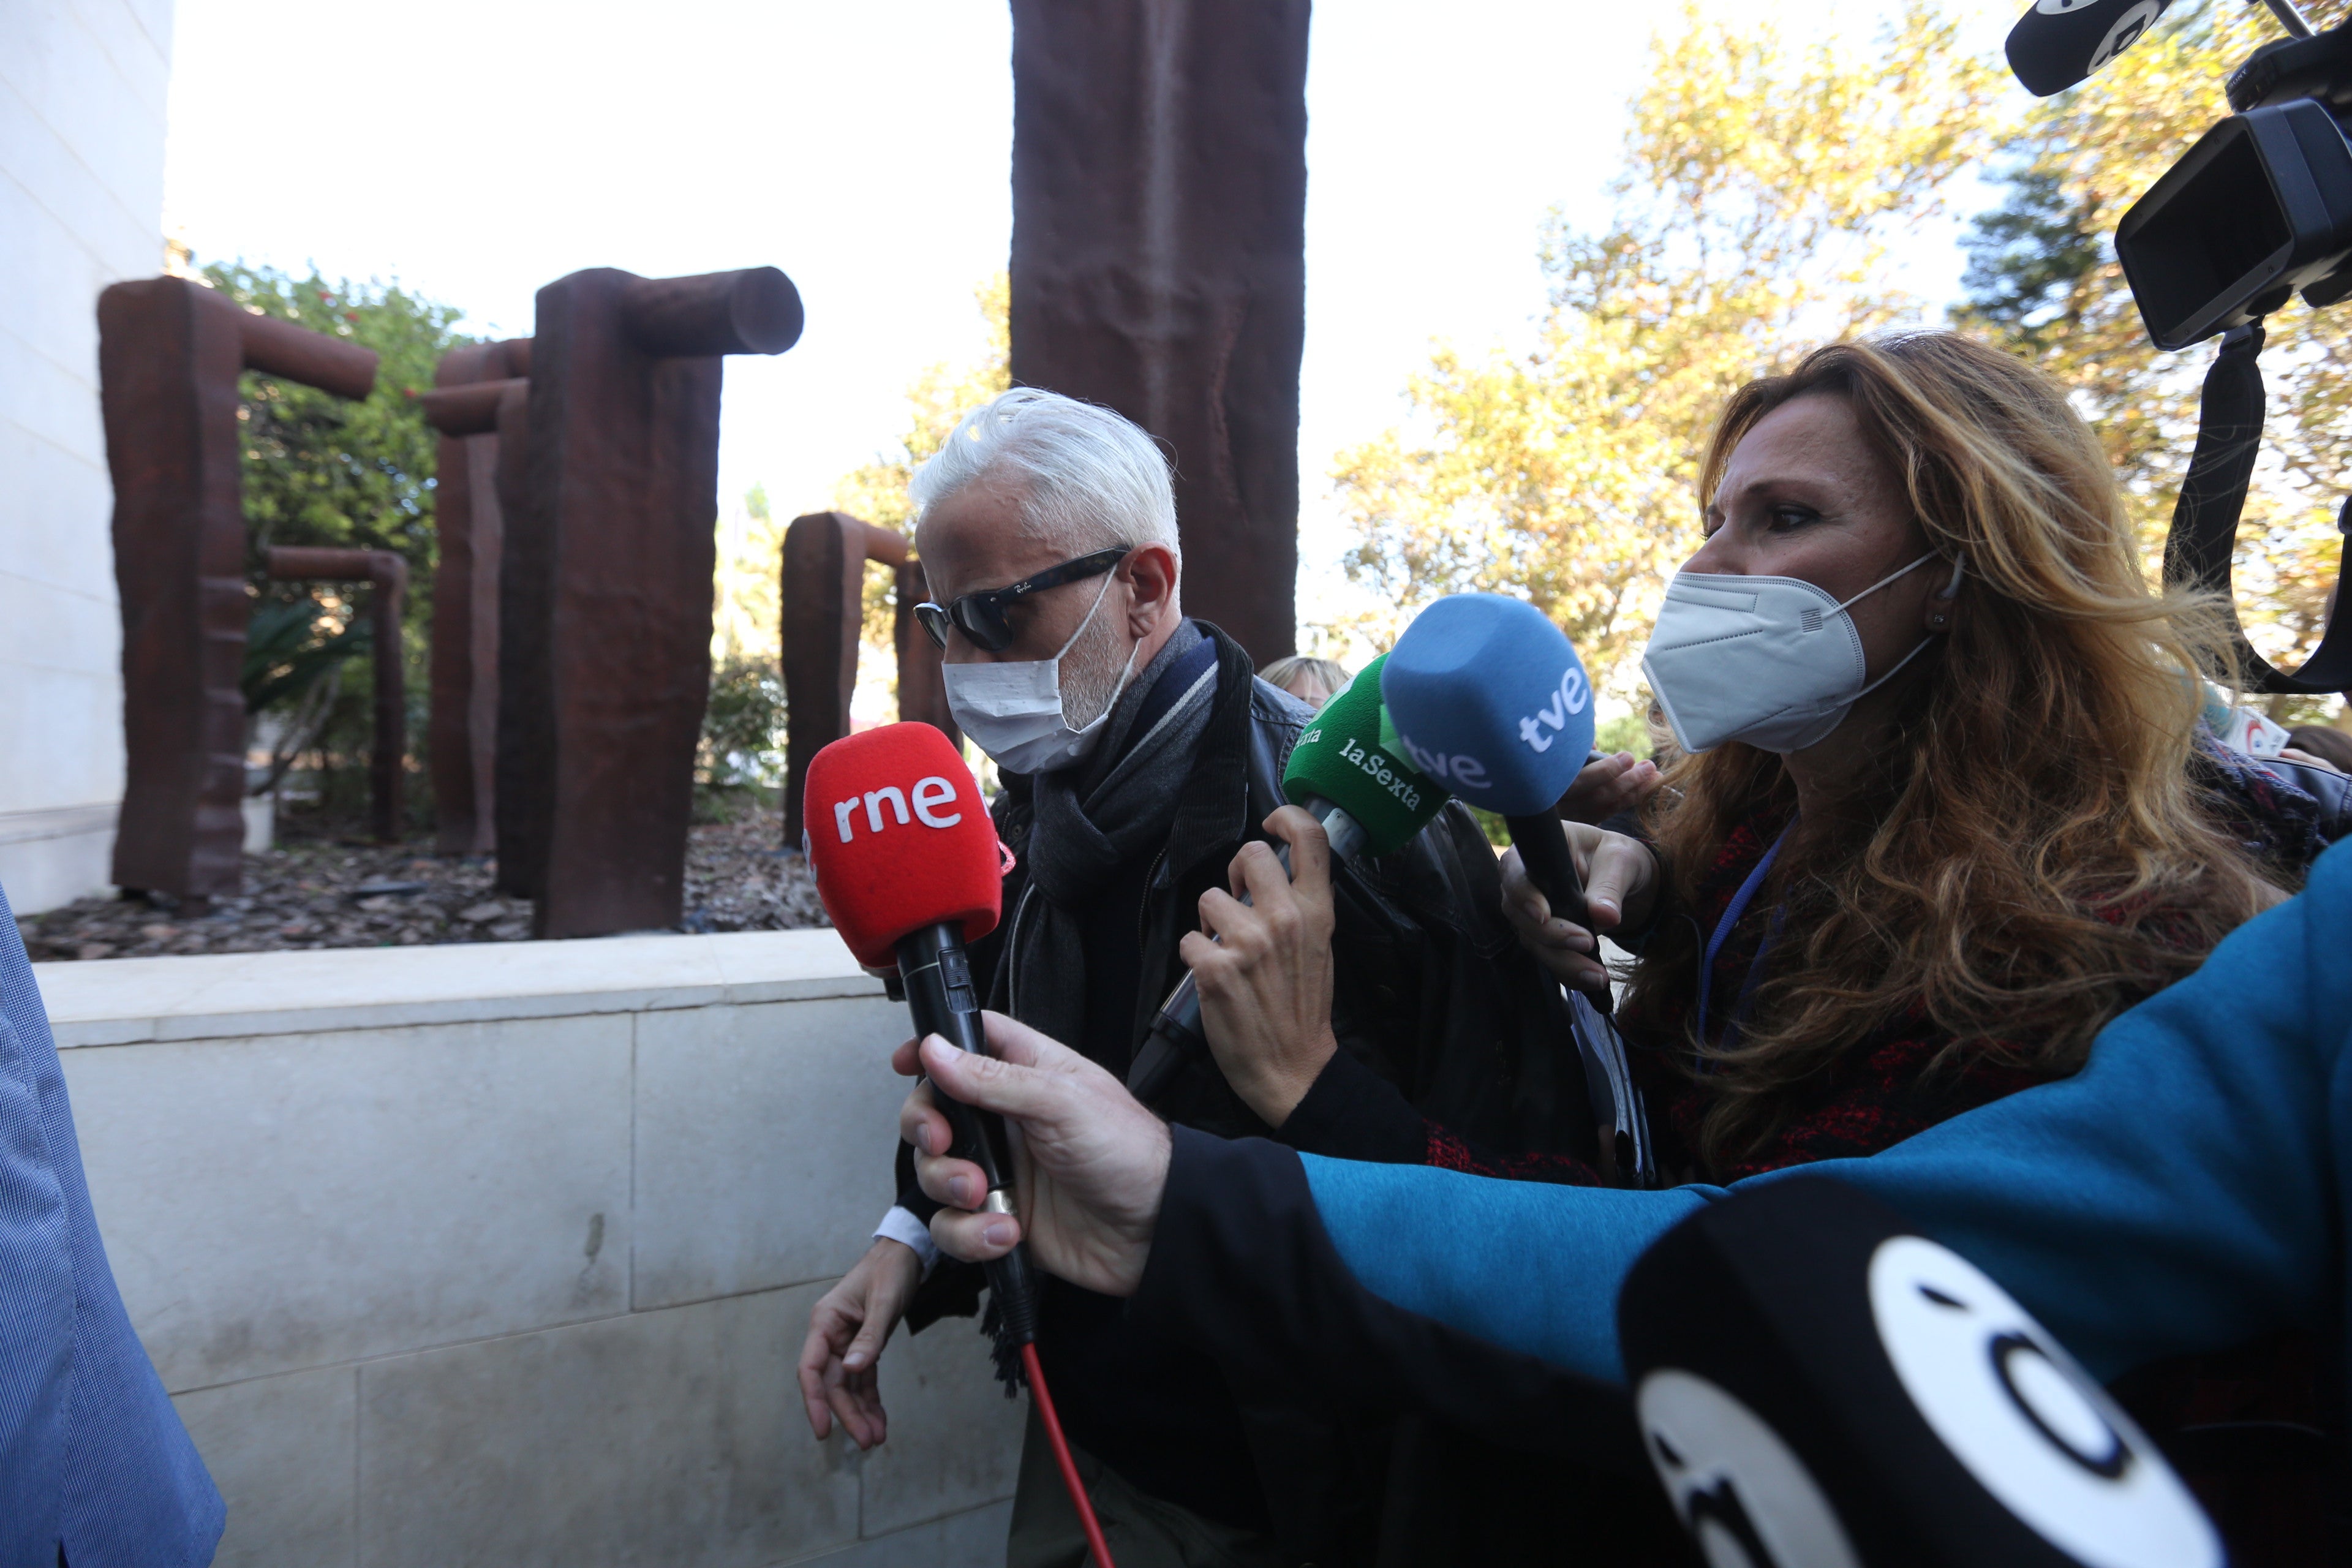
[{"left": 1509, "top": 328, "right": 2321, "bottom": 1184}]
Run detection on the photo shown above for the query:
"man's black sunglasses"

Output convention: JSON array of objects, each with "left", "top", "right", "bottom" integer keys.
[{"left": 913, "top": 547, "right": 1128, "bottom": 653}]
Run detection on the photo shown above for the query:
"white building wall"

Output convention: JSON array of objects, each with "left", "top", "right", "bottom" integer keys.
[
  {"left": 36, "top": 927, "right": 1023, "bottom": 1566},
  {"left": 0, "top": 0, "right": 176, "bottom": 911}
]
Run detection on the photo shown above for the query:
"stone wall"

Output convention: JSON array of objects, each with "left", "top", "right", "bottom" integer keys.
[
  {"left": 0, "top": 0, "right": 176, "bottom": 910},
  {"left": 36, "top": 928, "right": 1022, "bottom": 1566}
]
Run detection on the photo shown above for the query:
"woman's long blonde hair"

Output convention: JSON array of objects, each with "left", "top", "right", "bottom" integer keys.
[{"left": 1619, "top": 332, "right": 2281, "bottom": 1174}]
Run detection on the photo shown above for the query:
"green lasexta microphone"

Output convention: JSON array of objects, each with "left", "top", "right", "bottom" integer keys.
[
  {"left": 1126, "top": 655, "right": 1447, "bottom": 1103},
  {"left": 1280, "top": 653, "right": 1449, "bottom": 859}
]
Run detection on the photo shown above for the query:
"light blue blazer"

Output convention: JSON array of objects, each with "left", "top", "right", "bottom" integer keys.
[{"left": 0, "top": 884, "right": 221, "bottom": 1567}]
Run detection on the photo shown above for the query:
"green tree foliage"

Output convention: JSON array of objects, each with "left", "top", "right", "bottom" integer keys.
[
  {"left": 706, "top": 485, "right": 790, "bottom": 802},
  {"left": 200, "top": 258, "right": 472, "bottom": 824},
  {"left": 241, "top": 598, "right": 368, "bottom": 715},
  {"left": 1331, "top": 2, "right": 2005, "bottom": 692},
  {"left": 700, "top": 659, "right": 787, "bottom": 793},
  {"left": 712, "top": 481, "right": 788, "bottom": 668},
  {"left": 1955, "top": 0, "right": 2352, "bottom": 720},
  {"left": 203, "top": 260, "right": 466, "bottom": 592}
]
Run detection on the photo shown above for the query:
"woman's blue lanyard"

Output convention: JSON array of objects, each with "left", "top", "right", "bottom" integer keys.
[{"left": 1694, "top": 821, "right": 1795, "bottom": 1070}]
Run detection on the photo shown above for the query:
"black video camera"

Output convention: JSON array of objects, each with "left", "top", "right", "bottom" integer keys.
[
  {"left": 2006, "top": 0, "right": 2352, "bottom": 695},
  {"left": 2118, "top": 19, "right": 2352, "bottom": 349}
]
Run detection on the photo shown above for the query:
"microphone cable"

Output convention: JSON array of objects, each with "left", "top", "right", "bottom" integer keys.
[
  {"left": 799, "top": 727, "right": 1117, "bottom": 1564},
  {"left": 1022, "top": 1342, "right": 1117, "bottom": 1568},
  {"left": 895, "top": 926, "right": 1117, "bottom": 1566}
]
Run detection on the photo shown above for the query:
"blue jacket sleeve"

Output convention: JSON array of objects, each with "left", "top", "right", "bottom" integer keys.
[
  {"left": 1139, "top": 837, "right": 2352, "bottom": 1402},
  {"left": 1774, "top": 836, "right": 2351, "bottom": 1383},
  {"left": 0, "top": 883, "right": 224, "bottom": 1566}
]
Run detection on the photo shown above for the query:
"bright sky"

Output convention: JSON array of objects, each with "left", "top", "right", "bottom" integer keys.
[{"left": 162, "top": 0, "right": 2021, "bottom": 631}]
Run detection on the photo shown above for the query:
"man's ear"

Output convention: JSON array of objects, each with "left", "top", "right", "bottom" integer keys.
[{"left": 1123, "top": 543, "right": 1180, "bottom": 635}]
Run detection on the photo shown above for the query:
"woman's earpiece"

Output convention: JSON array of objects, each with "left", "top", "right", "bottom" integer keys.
[{"left": 1930, "top": 553, "right": 1966, "bottom": 629}]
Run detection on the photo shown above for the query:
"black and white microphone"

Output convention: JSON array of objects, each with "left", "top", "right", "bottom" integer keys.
[
  {"left": 1619, "top": 1178, "right": 2223, "bottom": 1568},
  {"left": 2005, "top": 0, "right": 2173, "bottom": 97}
]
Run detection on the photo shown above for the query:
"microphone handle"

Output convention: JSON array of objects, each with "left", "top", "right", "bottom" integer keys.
[
  {"left": 896, "top": 922, "right": 1039, "bottom": 1344},
  {"left": 1504, "top": 813, "right": 1611, "bottom": 1010},
  {"left": 1126, "top": 798, "right": 1357, "bottom": 1104}
]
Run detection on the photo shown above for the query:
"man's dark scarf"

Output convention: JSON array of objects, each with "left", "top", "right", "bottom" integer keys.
[{"left": 1007, "top": 620, "right": 1218, "bottom": 1050}]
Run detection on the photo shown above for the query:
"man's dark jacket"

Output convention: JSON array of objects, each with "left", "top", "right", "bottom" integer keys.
[{"left": 895, "top": 622, "right": 1594, "bottom": 1561}]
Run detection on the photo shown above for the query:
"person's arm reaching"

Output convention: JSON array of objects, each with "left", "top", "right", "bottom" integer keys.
[
  {"left": 1774, "top": 835, "right": 2348, "bottom": 1384},
  {"left": 1276, "top": 842, "right": 2346, "bottom": 1387},
  {"left": 907, "top": 841, "right": 2349, "bottom": 1446},
  {"left": 897, "top": 1019, "right": 1654, "bottom": 1468}
]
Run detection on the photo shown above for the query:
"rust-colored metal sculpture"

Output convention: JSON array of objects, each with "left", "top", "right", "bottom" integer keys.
[
  {"left": 420, "top": 337, "right": 529, "bottom": 856},
  {"left": 489, "top": 377, "right": 540, "bottom": 901},
  {"left": 99, "top": 276, "right": 380, "bottom": 903},
  {"left": 780, "top": 513, "right": 958, "bottom": 848},
  {"left": 1008, "top": 0, "right": 1309, "bottom": 665},
  {"left": 894, "top": 559, "right": 958, "bottom": 745},
  {"left": 507, "top": 266, "right": 803, "bottom": 937},
  {"left": 263, "top": 546, "right": 409, "bottom": 844}
]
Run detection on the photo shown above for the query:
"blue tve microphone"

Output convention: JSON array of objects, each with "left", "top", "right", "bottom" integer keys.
[
  {"left": 1381, "top": 594, "right": 1599, "bottom": 925},
  {"left": 1382, "top": 596, "right": 1657, "bottom": 1185}
]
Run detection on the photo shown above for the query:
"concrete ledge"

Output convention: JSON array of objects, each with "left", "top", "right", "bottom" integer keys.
[
  {"left": 34, "top": 925, "right": 881, "bottom": 1047},
  {"left": 0, "top": 799, "right": 116, "bottom": 845},
  {"left": 0, "top": 814, "right": 114, "bottom": 915},
  {"left": 48, "top": 929, "right": 1012, "bottom": 1564}
]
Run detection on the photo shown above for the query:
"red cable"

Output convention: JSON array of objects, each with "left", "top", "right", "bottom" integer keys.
[{"left": 1022, "top": 1341, "right": 1117, "bottom": 1568}]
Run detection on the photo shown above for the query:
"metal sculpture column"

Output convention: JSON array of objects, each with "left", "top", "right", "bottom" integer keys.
[
  {"left": 1009, "top": 0, "right": 1309, "bottom": 663},
  {"left": 779, "top": 512, "right": 958, "bottom": 848},
  {"left": 99, "top": 276, "right": 380, "bottom": 903},
  {"left": 513, "top": 266, "right": 803, "bottom": 937},
  {"left": 893, "top": 558, "right": 958, "bottom": 742},
  {"left": 419, "top": 337, "right": 529, "bottom": 856},
  {"left": 263, "top": 546, "right": 409, "bottom": 843},
  {"left": 488, "top": 377, "right": 539, "bottom": 900}
]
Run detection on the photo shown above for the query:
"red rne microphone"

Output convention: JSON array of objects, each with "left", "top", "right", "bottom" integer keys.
[
  {"left": 803, "top": 722, "right": 1001, "bottom": 969},
  {"left": 803, "top": 723, "right": 1038, "bottom": 1354}
]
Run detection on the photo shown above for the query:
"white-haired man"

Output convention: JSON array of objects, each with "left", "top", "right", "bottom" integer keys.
[{"left": 797, "top": 390, "right": 1592, "bottom": 1567}]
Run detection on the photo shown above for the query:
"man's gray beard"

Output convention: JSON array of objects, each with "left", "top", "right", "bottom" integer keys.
[{"left": 1057, "top": 595, "right": 1134, "bottom": 731}]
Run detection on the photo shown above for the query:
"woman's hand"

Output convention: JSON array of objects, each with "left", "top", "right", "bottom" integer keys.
[
  {"left": 897, "top": 1012, "right": 1171, "bottom": 1297},
  {"left": 1500, "top": 823, "right": 1660, "bottom": 990},
  {"left": 1557, "top": 751, "right": 1664, "bottom": 826},
  {"left": 1184, "top": 807, "right": 1338, "bottom": 1128}
]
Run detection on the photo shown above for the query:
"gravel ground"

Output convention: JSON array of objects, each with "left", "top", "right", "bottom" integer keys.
[{"left": 16, "top": 805, "right": 831, "bottom": 963}]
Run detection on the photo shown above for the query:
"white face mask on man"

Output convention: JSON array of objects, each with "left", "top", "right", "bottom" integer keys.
[
  {"left": 942, "top": 571, "right": 1141, "bottom": 775},
  {"left": 1642, "top": 552, "right": 1963, "bottom": 755}
]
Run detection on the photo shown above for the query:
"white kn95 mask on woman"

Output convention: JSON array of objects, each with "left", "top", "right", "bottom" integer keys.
[
  {"left": 1642, "top": 553, "right": 1962, "bottom": 755},
  {"left": 942, "top": 572, "right": 1140, "bottom": 775}
]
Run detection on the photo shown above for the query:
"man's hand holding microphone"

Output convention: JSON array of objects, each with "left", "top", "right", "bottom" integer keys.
[{"left": 899, "top": 1016, "right": 1170, "bottom": 1295}]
